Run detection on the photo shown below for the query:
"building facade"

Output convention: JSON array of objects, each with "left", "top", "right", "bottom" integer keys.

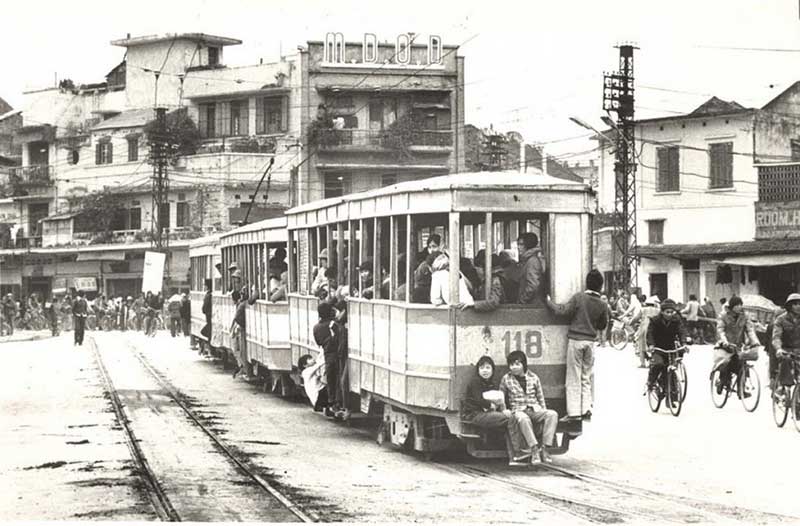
[{"left": 595, "top": 93, "right": 800, "bottom": 305}]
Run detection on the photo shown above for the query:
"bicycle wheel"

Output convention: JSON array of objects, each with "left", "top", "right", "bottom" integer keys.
[
  {"left": 678, "top": 361, "right": 688, "bottom": 402},
  {"left": 739, "top": 364, "right": 761, "bottom": 413},
  {"left": 667, "top": 369, "right": 683, "bottom": 417},
  {"left": 86, "top": 316, "right": 96, "bottom": 331},
  {"left": 792, "top": 385, "right": 800, "bottom": 433},
  {"left": 610, "top": 327, "right": 628, "bottom": 350},
  {"left": 772, "top": 384, "right": 789, "bottom": 428},
  {"left": 647, "top": 382, "right": 662, "bottom": 412},
  {"left": 710, "top": 368, "right": 730, "bottom": 409}
]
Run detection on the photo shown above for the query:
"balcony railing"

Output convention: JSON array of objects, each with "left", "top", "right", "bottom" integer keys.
[
  {"left": 10, "top": 165, "right": 53, "bottom": 187},
  {"left": 317, "top": 129, "right": 453, "bottom": 149},
  {"left": 758, "top": 163, "right": 800, "bottom": 203}
]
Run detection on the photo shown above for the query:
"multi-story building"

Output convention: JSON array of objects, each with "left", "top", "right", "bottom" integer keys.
[
  {"left": 595, "top": 91, "right": 800, "bottom": 304},
  {"left": 0, "top": 32, "right": 468, "bottom": 299},
  {"left": 297, "top": 33, "right": 465, "bottom": 201}
]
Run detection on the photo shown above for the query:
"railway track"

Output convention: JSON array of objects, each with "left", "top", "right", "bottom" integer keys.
[{"left": 89, "top": 335, "right": 313, "bottom": 522}]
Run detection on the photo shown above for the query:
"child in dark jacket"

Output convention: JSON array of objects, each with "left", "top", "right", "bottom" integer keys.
[{"left": 313, "top": 302, "right": 347, "bottom": 417}]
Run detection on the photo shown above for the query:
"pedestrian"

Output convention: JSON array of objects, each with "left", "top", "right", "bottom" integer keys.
[
  {"left": 681, "top": 294, "right": 701, "bottom": 342},
  {"left": 167, "top": 293, "right": 182, "bottom": 337},
  {"left": 516, "top": 232, "right": 546, "bottom": 305},
  {"left": 72, "top": 290, "right": 88, "bottom": 346},
  {"left": 230, "top": 289, "right": 249, "bottom": 379},
  {"left": 180, "top": 292, "right": 191, "bottom": 337},
  {"left": 499, "top": 350, "right": 559, "bottom": 464},
  {"left": 43, "top": 295, "right": 58, "bottom": 336},
  {"left": 2, "top": 293, "right": 16, "bottom": 336},
  {"left": 545, "top": 269, "right": 609, "bottom": 422},
  {"left": 313, "top": 302, "right": 346, "bottom": 417},
  {"left": 201, "top": 280, "right": 212, "bottom": 348}
]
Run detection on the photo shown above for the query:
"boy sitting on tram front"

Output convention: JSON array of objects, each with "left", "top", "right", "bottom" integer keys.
[{"left": 499, "top": 351, "right": 558, "bottom": 464}]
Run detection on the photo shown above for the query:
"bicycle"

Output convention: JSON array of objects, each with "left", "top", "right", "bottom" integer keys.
[
  {"left": 610, "top": 317, "right": 638, "bottom": 350},
  {"left": 645, "top": 345, "right": 689, "bottom": 417},
  {"left": 86, "top": 314, "right": 97, "bottom": 331},
  {"left": 771, "top": 351, "right": 800, "bottom": 431},
  {"left": 710, "top": 344, "right": 761, "bottom": 413},
  {"left": 145, "top": 311, "right": 164, "bottom": 337}
]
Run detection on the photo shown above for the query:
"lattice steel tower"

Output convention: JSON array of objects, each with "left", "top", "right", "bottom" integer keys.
[
  {"left": 149, "top": 107, "right": 170, "bottom": 252},
  {"left": 603, "top": 44, "right": 638, "bottom": 291}
]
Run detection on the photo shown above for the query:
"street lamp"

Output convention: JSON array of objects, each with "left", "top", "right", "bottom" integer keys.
[{"left": 569, "top": 116, "right": 616, "bottom": 144}]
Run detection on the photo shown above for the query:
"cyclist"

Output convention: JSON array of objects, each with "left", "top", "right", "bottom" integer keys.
[
  {"left": 772, "top": 293, "right": 800, "bottom": 398},
  {"left": 646, "top": 299, "right": 689, "bottom": 405},
  {"left": 713, "top": 296, "right": 759, "bottom": 396}
]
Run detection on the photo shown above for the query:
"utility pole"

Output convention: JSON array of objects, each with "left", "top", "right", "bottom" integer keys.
[
  {"left": 148, "top": 107, "right": 170, "bottom": 288},
  {"left": 603, "top": 44, "right": 638, "bottom": 292},
  {"left": 482, "top": 130, "right": 507, "bottom": 171}
]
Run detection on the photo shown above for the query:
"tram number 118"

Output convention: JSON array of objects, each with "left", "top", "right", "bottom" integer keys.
[{"left": 501, "top": 330, "right": 543, "bottom": 359}]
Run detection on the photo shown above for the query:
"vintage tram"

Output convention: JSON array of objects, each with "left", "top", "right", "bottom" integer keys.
[{"left": 285, "top": 172, "right": 595, "bottom": 456}]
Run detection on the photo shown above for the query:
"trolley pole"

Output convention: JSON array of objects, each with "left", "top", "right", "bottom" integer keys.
[{"left": 603, "top": 44, "right": 638, "bottom": 292}]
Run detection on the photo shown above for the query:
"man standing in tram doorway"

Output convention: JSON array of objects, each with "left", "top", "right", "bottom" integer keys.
[{"left": 546, "top": 269, "right": 608, "bottom": 422}]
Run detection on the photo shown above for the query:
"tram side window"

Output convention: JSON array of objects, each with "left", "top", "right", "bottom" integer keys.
[
  {"left": 267, "top": 243, "right": 289, "bottom": 302},
  {"left": 408, "top": 215, "right": 448, "bottom": 304}
]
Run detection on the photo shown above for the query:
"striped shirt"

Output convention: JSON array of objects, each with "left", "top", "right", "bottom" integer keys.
[{"left": 499, "top": 370, "right": 547, "bottom": 412}]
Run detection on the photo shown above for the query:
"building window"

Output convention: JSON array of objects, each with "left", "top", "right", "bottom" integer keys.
[
  {"left": 129, "top": 206, "right": 141, "bottom": 230},
  {"left": 381, "top": 174, "right": 397, "bottom": 187},
  {"left": 198, "top": 103, "right": 216, "bottom": 138},
  {"left": 324, "top": 172, "right": 351, "bottom": 198},
  {"left": 256, "top": 97, "right": 285, "bottom": 134},
  {"left": 158, "top": 203, "right": 170, "bottom": 229},
  {"left": 127, "top": 137, "right": 139, "bottom": 162},
  {"left": 95, "top": 140, "right": 113, "bottom": 165},
  {"left": 229, "top": 100, "right": 249, "bottom": 136},
  {"left": 176, "top": 201, "right": 189, "bottom": 227},
  {"left": 709, "top": 142, "right": 733, "bottom": 189},
  {"left": 647, "top": 219, "right": 664, "bottom": 245},
  {"left": 208, "top": 47, "right": 219, "bottom": 66},
  {"left": 656, "top": 146, "right": 679, "bottom": 192},
  {"left": 369, "top": 100, "right": 384, "bottom": 129},
  {"left": 396, "top": 34, "right": 410, "bottom": 64},
  {"left": 428, "top": 35, "right": 442, "bottom": 64},
  {"left": 791, "top": 139, "right": 800, "bottom": 161},
  {"left": 364, "top": 33, "right": 377, "bottom": 63}
]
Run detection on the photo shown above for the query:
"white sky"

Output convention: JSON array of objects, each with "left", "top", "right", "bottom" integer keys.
[{"left": 3, "top": 0, "right": 800, "bottom": 160}]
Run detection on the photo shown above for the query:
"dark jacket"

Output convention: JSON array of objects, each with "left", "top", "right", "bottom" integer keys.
[
  {"left": 773, "top": 311, "right": 800, "bottom": 353},
  {"left": 2, "top": 298, "right": 16, "bottom": 317},
  {"left": 313, "top": 318, "right": 344, "bottom": 358},
  {"left": 179, "top": 298, "right": 190, "bottom": 319},
  {"left": 461, "top": 360, "right": 499, "bottom": 420},
  {"left": 546, "top": 290, "right": 608, "bottom": 341},
  {"left": 517, "top": 247, "right": 545, "bottom": 305},
  {"left": 412, "top": 260, "right": 434, "bottom": 303},
  {"left": 473, "top": 268, "right": 514, "bottom": 312},
  {"left": 646, "top": 313, "right": 688, "bottom": 350},
  {"left": 202, "top": 292, "right": 212, "bottom": 321},
  {"left": 72, "top": 297, "right": 88, "bottom": 317}
]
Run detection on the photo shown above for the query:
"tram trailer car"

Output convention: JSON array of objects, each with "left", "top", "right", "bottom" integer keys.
[
  {"left": 215, "top": 218, "right": 292, "bottom": 391},
  {"left": 189, "top": 234, "right": 221, "bottom": 353},
  {"left": 286, "top": 172, "right": 595, "bottom": 457}
]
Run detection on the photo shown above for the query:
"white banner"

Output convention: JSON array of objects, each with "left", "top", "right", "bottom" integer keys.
[
  {"left": 73, "top": 277, "right": 97, "bottom": 292},
  {"left": 142, "top": 251, "right": 166, "bottom": 294}
]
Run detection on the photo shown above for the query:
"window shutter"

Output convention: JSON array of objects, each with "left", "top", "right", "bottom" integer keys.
[
  {"left": 198, "top": 106, "right": 208, "bottom": 137},
  {"left": 107, "top": 142, "right": 113, "bottom": 164},
  {"left": 669, "top": 147, "right": 679, "bottom": 191},
  {"left": 281, "top": 96, "right": 288, "bottom": 132},
  {"left": 255, "top": 98, "right": 264, "bottom": 134},
  {"left": 96, "top": 143, "right": 102, "bottom": 165}
]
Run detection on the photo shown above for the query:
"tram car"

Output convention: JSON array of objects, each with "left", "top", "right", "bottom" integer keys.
[
  {"left": 214, "top": 218, "right": 292, "bottom": 392},
  {"left": 285, "top": 172, "right": 595, "bottom": 457},
  {"left": 188, "top": 234, "right": 221, "bottom": 352}
]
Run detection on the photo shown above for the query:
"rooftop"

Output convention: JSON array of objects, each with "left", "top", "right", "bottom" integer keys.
[
  {"left": 111, "top": 33, "right": 241, "bottom": 48},
  {"left": 91, "top": 108, "right": 155, "bottom": 131}
]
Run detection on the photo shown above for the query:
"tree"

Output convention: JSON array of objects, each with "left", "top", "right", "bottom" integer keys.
[
  {"left": 70, "top": 189, "right": 125, "bottom": 239},
  {"left": 143, "top": 108, "right": 202, "bottom": 165}
]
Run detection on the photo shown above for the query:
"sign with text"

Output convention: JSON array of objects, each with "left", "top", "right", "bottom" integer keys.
[
  {"left": 142, "top": 251, "right": 166, "bottom": 294},
  {"left": 73, "top": 277, "right": 97, "bottom": 292},
  {"left": 755, "top": 201, "right": 800, "bottom": 239}
]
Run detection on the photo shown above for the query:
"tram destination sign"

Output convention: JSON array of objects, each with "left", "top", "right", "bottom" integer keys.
[{"left": 755, "top": 201, "right": 800, "bottom": 239}]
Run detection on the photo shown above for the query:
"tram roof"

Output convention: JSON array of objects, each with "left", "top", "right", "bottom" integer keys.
[
  {"left": 188, "top": 233, "right": 221, "bottom": 257},
  {"left": 286, "top": 171, "right": 593, "bottom": 223},
  {"left": 219, "top": 216, "right": 288, "bottom": 246}
]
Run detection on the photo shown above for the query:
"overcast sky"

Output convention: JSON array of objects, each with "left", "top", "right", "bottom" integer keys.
[{"left": 3, "top": 0, "right": 800, "bottom": 160}]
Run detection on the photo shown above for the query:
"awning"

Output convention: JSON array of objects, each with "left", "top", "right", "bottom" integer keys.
[
  {"left": 76, "top": 251, "right": 126, "bottom": 262},
  {"left": 713, "top": 253, "right": 800, "bottom": 267}
]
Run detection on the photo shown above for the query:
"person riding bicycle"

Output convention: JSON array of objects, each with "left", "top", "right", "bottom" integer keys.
[
  {"left": 646, "top": 299, "right": 689, "bottom": 404},
  {"left": 772, "top": 293, "right": 800, "bottom": 398},
  {"left": 713, "top": 295, "right": 759, "bottom": 396}
]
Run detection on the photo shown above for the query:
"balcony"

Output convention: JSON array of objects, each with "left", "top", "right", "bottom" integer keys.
[
  {"left": 10, "top": 165, "right": 54, "bottom": 187},
  {"left": 316, "top": 129, "right": 453, "bottom": 150}
]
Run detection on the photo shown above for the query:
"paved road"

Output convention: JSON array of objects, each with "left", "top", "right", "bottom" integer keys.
[{"left": 2, "top": 331, "right": 798, "bottom": 523}]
